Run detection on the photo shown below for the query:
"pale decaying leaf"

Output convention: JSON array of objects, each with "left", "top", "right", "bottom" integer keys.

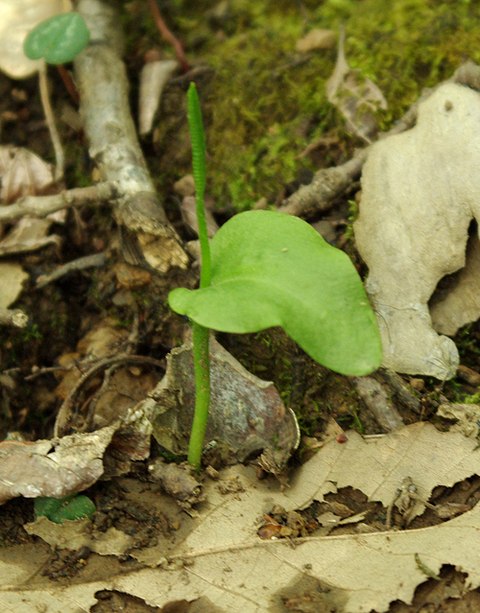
[
  {"left": 296, "top": 28, "right": 336, "bottom": 53},
  {"left": 0, "top": 0, "right": 72, "bottom": 79},
  {"left": 0, "top": 146, "right": 62, "bottom": 255},
  {"left": 2, "top": 423, "right": 480, "bottom": 612},
  {"left": 0, "top": 262, "right": 28, "bottom": 308},
  {"left": 354, "top": 82, "right": 480, "bottom": 379},
  {"left": 138, "top": 58, "right": 178, "bottom": 136},
  {"left": 0, "top": 146, "right": 55, "bottom": 203},
  {"left": 437, "top": 402, "right": 480, "bottom": 439},
  {"left": 326, "top": 29, "right": 387, "bottom": 142},
  {"left": 25, "top": 517, "right": 135, "bottom": 556},
  {"left": 0, "top": 426, "right": 116, "bottom": 504}
]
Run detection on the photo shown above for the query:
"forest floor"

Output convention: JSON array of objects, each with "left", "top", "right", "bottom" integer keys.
[{"left": 2, "top": 1, "right": 480, "bottom": 612}]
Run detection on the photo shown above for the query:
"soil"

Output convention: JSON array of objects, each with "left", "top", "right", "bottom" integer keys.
[{"left": 2, "top": 1, "right": 480, "bottom": 612}]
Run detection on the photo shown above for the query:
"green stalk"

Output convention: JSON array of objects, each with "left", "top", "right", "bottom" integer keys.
[{"left": 186, "top": 82, "right": 211, "bottom": 469}]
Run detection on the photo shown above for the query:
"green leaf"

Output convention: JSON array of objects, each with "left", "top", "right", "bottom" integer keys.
[
  {"left": 24, "top": 13, "right": 90, "bottom": 65},
  {"left": 169, "top": 210, "right": 381, "bottom": 376},
  {"left": 34, "top": 494, "right": 96, "bottom": 524}
]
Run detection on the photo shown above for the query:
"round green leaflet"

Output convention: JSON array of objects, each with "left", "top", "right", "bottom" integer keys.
[
  {"left": 169, "top": 210, "right": 382, "bottom": 377},
  {"left": 34, "top": 494, "right": 96, "bottom": 524},
  {"left": 24, "top": 13, "right": 90, "bottom": 65}
]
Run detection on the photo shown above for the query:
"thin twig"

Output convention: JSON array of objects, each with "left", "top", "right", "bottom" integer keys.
[
  {"left": 0, "top": 308, "right": 28, "bottom": 328},
  {"left": 38, "top": 63, "right": 64, "bottom": 181},
  {"left": 0, "top": 182, "right": 117, "bottom": 223},
  {"left": 147, "top": 0, "right": 190, "bottom": 72},
  {"left": 35, "top": 252, "right": 107, "bottom": 288},
  {"left": 56, "top": 65, "right": 80, "bottom": 105}
]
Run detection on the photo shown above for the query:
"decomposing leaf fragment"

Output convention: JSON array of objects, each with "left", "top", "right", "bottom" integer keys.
[
  {"left": 0, "top": 426, "right": 116, "bottom": 504},
  {"left": 143, "top": 338, "right": 299, "bottom": 467},
  {"left": 326, "top": 29, "right": 387, "bottom": 142}
]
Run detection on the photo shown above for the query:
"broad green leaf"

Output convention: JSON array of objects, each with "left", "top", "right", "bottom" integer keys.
[
  {"left": 24, "top": 13, "right": 90, "bottom": 65},
  {"left": 169, "top": 210, "right": 381, "bottom": 376}
]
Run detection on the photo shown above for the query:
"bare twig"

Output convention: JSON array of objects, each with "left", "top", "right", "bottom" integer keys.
[
  {"left": 0, "top": 182, "right": 117, "bottom": 223},
  {"left": 35, "top": 252, "right": 107, "bottom": 288},
  {"left": 0, "top": 308, "right": 28, "bottom": 328},
  {"left": 147, "top": 0, "right": 190, "bottom": 72},
  {"left": 352, "top": 376, "right": 404, "bottom": 432},
  {"left": 281, "top": 62, "right": 480, "bottom": 219},
  {"left": 279, "top": 79, "right": 431, "bottom": 217}
]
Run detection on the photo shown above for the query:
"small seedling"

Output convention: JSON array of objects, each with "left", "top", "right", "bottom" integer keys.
[
  {"left": 169, "top": 83, "right": 382, "bottom": 469},
  {"left": 34, "top": 494, "right": 96, "bottom": 524},
  {"left": 23, "top": 12, "right": 90, "bottom": 181},
  {"left": 23, "top": 12, "right": 90, "bottom": 65}
]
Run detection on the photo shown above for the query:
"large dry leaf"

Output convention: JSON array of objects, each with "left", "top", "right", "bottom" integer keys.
[
  {"left": 2, "top": 423, "right": 480, "bottom": 612},
  {"left": 0, "top": 0, "right": 71, "bottom": 79},
  {"left": 354, "top": 82, "right": 480, "bottom": 379}
]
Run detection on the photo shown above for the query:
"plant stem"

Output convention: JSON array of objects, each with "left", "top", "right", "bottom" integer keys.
[
  {"left": 186, "top": 82, "right": 212, "bottom": 469},
  {"left": 188, "top": 321, "right": 210, "bottom": 468},
  {"left": 39, "top": 63, "right": 64, "bottom": 180}
]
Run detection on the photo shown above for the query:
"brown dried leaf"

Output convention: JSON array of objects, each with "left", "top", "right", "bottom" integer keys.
[
  {"left": 143, "top": 338, "right": 299, "bottom": 468},
  {"left": 326, "top": 29, "right": 387, "bottom": 142}
]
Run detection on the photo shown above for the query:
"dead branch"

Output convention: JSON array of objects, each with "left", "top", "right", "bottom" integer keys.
[
  {"left": 352, "top": 376, "right": 404, "bottom": 432},
  {"left": 279, "top": 62, "right": 480, "bottom": 218},
  {"left": 35, "top": 252, "right": 107, "bottom": 289},
  {"left": 0, "top": 308, "right": 28, "bottom": 328},
  {"left": 74, "top": 0, "right": 188, "bottom": 273},
  {"left": 0, "top": 182, "right": 116, "bottom": 223}
]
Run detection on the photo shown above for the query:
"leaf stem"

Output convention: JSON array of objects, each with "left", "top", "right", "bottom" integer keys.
[
  {"left": 186, "top": 82, "right": 211, "bottom": 469},
  {"left": 188, "top": 321, "right": 211, "bottom": 468}
]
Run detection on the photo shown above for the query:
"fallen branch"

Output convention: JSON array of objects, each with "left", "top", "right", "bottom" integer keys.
[
  {"left": 74, "top": 0, "right": 188, "bottom": 273},
  {"left": 0, "top": 182, "right": 116, "bottom": 223},
  {"left": 0, "top": 308, "right": 28, "bottom": 328},
  {"left": 35, "top": 252, "right": 107, "bottom": 288}
]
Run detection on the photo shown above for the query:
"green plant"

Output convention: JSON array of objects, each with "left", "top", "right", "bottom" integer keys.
[
  {"left": 169, "top": 83, "right": 382, "bottom": 469},
  {"left": 34, "top": 494, "right": 96, "bottom": 524},
  {"left": 23, "top": 12, "right": 90, "bottom": 64}
]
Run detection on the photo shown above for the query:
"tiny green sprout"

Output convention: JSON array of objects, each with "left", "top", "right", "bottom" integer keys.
[
  {"left": 34, "top": 494, "right": 96, "bottom": 524},
  {"left": 169, "top": 83, "right": 382, "bottom": 469},
  {"left": 24, "top": 12, "right": 90, "bottom": 65}
]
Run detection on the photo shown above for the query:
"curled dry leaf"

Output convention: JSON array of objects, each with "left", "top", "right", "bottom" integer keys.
[
  {"left": 326, "top": 29, "right": 387, "bottom": 142},
  {"left": 0, "top": 426, "right": 116, "bottom": 504},
  {"left": 138, "top": 57, "right": 178, "bottom": 136},
  {"left": 0, "top": 146, "right": 55, "bottom": 204},
  {"left": 142, "top": 338, "right": 299, "bottom": 468},
  {"left": 0, "top": 0, "right": 71, "bottom": 79}
]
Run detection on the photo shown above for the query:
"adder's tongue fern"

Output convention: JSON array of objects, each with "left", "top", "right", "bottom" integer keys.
[
  {"left": 187, "top": 83, "right": 211, "bottom": 288},
  {"left": 185, "top": 82, "right": 211, "bottom": 470}
]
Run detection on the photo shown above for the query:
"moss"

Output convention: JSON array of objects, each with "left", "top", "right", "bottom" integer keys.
[{"left": 156, "top": 0, "right": 480, "bottom": 212}]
